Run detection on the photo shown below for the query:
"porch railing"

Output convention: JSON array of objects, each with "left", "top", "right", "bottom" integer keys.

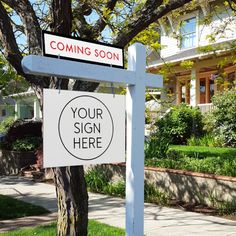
[{"left": 197, "top": 103, "right": 213, "bottom": 113}]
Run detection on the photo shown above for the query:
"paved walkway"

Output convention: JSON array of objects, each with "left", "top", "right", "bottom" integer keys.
[{"left": 0, "top": 176, "right": 236, "bottom": 235}]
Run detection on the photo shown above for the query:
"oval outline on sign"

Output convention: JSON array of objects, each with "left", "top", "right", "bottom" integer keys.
[{"left": 58, "top": 95, "right": 114, "bottom": 161}]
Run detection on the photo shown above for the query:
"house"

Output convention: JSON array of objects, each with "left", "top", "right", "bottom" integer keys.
[
  {"left": 147, "top": 0, "right": 236, "bottom": 113},
  {"left": 0, "top": 88, "right": 41, "bottom": 122}
]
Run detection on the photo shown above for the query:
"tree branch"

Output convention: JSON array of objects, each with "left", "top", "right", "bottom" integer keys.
[
  {"left": 227, "top": 0, "right": 236, "bottom": 12},
  {"left": 0, "top": 1, "right": 44, "bottom": 86},
  {"left": 113, "top": 0, "right": 193, "bottom": 47},
  {"left": 0, "top": 2, "right": 24, "bottom": 76},
  {"left": 2, "top": 0, "right": 42, "bottom": 55},
  {"left": 52, "top": 0, "right": 72, "bottom": 35},
  {"left": 92, "top": 0, "right": 118, "bottom": 38},
  {"left": 72, "top": 2, "right": 95, "bottom": 39}
]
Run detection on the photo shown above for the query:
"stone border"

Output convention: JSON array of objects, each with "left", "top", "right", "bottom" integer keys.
[
  {"left": 112, "top": 163, "right": 236, "bottom": 183},
  {"left": 102, "top": 163, "right": 236, "bottom": 205},
  {"left": 144, "top": 166, "right": 236, "bottom": 183}
]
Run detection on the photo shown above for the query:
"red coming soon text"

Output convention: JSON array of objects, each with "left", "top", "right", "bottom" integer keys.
[{"left": 50, "top": 40, "right": 120, "bottom": 61}]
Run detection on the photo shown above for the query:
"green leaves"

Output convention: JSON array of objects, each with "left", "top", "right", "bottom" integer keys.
[
  {"left": 0, "top": 56, "right": 29, "bottom": 96},
  {"left": 129, "top": 22, "right": 160, "bottom": 51},
  {"left": 156, "top": 104, "right": 204, "bottom": 145},
  {"left": 212, "top": 88, "right": 236, "bottom": 147}
]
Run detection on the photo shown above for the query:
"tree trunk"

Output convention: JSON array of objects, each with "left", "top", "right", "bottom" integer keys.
[{"left": 53, "top": 166, "right": 88, "bottom": 236}]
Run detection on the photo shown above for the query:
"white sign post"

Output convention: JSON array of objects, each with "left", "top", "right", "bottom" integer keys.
[{"left": 22, "top": 42, "right": 163, "bottom": 236}]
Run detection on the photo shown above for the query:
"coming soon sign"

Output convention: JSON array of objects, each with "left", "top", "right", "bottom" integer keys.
[{"left": 42, "top": 31, "right": 124, "bottom": 68}]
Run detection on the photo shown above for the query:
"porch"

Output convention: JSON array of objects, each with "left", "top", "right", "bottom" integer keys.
[{"left": 173, "top": 65, "right": 236, "bottom": 112}]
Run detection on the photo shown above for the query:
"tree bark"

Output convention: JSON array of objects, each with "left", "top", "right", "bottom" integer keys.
[{"left": 53, "top": 166, "right": 88, "bottom": 236}]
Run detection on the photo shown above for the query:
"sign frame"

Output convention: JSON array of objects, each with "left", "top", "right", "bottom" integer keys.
[
  {"left": 42, "top": 30, "right": 124, "bottom": 69},
  {"left": 43, "top": 89, "right": 125, "bottom": 167}
]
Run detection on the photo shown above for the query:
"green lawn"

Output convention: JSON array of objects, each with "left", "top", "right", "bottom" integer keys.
[
  {"left": 171, "top": 145, "right": 236, "bottom": 158},
  {"left": 0, "top": 220, "right": 125, "bottom": 236},
  {"left": 0, "top": 195, "right": 125, "bottom": 236},
  {"left": 0, "top": 195, "right": 50, "bottom": 220},
  {"left": 145, "top": 145, "right": 236, "bottom": 177}
]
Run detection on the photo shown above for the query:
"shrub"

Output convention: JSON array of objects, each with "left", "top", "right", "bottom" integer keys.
[
  {"left": 144, "top": 181, "right": 170, "bottom": 205},
  {"left": 145, "top": 132, "right": 170, "bottom": 159},
  {"left": 85, "top": 167, "right": 109, "bottom": 193},
  {"left": 145, "top": 107, "right": 152, "bottom": 124},
  {"left": 11, "top": 136, "right": 42, "bottom": 151},
  {"left": 156, "top": 104, "right": 204, "bottom": 145},
  {"left": 202, "top": 111, "right": 215, "bottom": 134},
  {"left": 187, "top": 134, "right": 224, "bottom": 147},
  {"left": 0, "top": 116, "right": 14, "bottom": 133},
  {"left": 104, "top": 181, "right": 125, "bottom": 198},
  {"left": 0, "top": 119, "right": 42, "bottom": 151},
  {"left": 5, "top": 119, "right": 42, "bottom": 143},
  {"left": 212, "top": 88, "right": 236, "bottom": 147}
]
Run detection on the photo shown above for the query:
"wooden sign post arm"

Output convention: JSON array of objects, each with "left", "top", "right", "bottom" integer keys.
[{"left": 22, "top": 55, "right": 162, "bottom": 88}]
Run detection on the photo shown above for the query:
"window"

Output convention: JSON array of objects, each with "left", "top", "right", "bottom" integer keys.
[{"left": 180, "top": 17, "right": 196, "bottom": 49}]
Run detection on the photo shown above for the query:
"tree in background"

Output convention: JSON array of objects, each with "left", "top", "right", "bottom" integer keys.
[
  {"left": 0, "top": 56, "right": 28, "bottom": 96},
  {"left": 1, "top": 0, "right": 224, "bottom": 235}
]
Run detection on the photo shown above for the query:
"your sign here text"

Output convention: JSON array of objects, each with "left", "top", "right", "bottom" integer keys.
[
  {"left": 58, "top": 95, "right": 114, "bottom": 161},
  {"left": 71, "top": 107, "right": 103, "bottom": 149}
]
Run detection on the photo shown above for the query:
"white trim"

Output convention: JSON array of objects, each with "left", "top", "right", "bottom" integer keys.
[{"left": 7, "top": 91, "right": 35, "bottom": 98}]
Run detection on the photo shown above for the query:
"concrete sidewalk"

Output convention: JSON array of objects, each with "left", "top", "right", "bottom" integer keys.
[{"left": 0, "top": 176, "right": 236, "bottom": 236}]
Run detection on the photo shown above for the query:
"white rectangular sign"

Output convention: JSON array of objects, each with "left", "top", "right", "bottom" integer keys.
[
  {"left": 42, "top": 31, "right": 124, "bottom": 68},
  {"left": 43, "top": 89, "right": 125, "bottom": 167}
]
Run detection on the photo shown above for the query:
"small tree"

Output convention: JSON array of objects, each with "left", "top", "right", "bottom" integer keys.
[{"left": 212, "top": 88, "right": 236, "bottom": 147}]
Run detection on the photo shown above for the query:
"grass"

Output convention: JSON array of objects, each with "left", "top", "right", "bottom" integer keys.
[
  {"left": 145, "top": 145, "right": 236, "bottom": 177},
  {"left": 171, "top": 145, "right": 236, "bottom": 158},
  {"left": 0, "top": 195, "right": 50, "bottom": 220},
  {"left": 0, "top": 220, "right": 125, "bottom": 236}
]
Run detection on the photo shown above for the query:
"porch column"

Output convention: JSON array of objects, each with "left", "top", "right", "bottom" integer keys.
[
  {"left": 190, "top": 68, "right": 197, "bottom": 107},
  {"left": 176, "top": 78, "right": 182, "bottom": 104},
  {"left": 185, "top": 79, "right": 190, "bottom": 104},
  {"left": 206, "top": 77, "right": 210, "bottom": 103},
  {"left": 14, "top": 101, "right": 21, "bottom": 120},
  {"left": 33, "top": 98, "right": 40, "bottom": 120}
]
